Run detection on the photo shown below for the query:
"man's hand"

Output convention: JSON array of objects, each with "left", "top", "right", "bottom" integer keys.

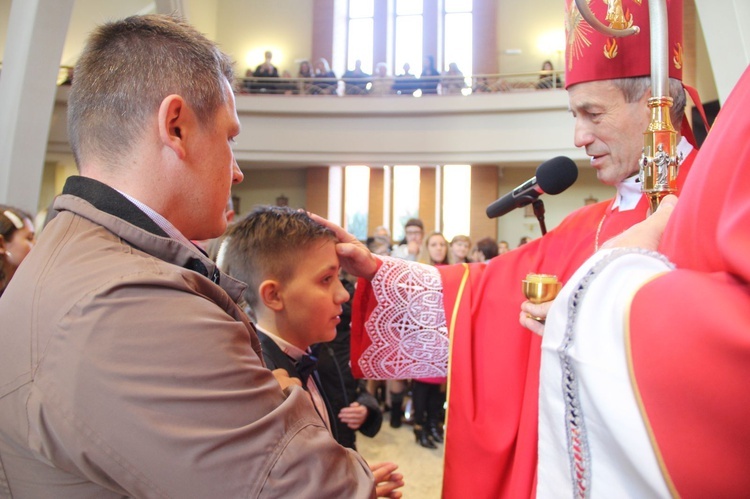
[
  {"left": 271, "top": 368, "right": 302, "bottom": 391},
  {"left": 369, "top": 461, "right": 405, "bottom": 498},
  {"left": 338, "top": 402, "right": 368, "bottom": 430},
  {"left": 309, "top": 213, "right": 379, "bottom": 280},
  {"left": 519, "top": 300, "right": 553, "bottom": 336},
  {"left": 601, "top": 194, "right": 678, "bottom": 251}
]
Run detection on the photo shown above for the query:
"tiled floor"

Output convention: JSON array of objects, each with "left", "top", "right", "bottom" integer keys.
[{"left": 357, "top": 414, "right": 445, "bottom": 499}]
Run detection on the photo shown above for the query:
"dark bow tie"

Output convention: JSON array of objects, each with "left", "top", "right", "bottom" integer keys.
[{"left": 295, "top": 352, "right": 319, "bottom": 386}]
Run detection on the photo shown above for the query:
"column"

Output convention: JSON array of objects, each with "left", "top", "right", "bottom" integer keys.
[{"left": 0, "top": 0, "right": 75, "bottom": 213}]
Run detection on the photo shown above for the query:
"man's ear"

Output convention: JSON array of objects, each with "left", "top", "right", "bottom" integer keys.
[
  {"left": 258, "top": 279, "right": 284, "bottom": 312},
  {"left": 158, "top": 94, "right": 188, "bottom": 160}
]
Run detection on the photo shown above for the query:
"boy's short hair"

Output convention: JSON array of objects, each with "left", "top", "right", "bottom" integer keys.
[
  {"left": 404, "top": 218, "right": 424, "bottom": 231},
  {"left": 222, "top": 205, "right": 337, "bottom": 310}
]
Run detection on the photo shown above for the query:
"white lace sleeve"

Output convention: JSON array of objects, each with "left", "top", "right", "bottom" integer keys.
[{"left": 357, "top": 256, "right": 450, "bottom": 379}]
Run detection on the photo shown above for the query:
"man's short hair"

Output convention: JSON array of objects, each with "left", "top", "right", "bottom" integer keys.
[
  {"left": 404, "top": 218, "right": 424, "bottom": 231},
  {"left": 221, "top": 206, "right": 337, "bottom": 310},
  {"left": 612, "top": 76, "right": 686, "bottom": 126},
  {"left": 67, "top": 14, "right": 235, "bottom": 168}
]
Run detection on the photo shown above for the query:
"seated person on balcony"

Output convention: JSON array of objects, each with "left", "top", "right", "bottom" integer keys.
[
  {"left": 536, "top": 60, "right": 563, "bottom": 89},
  {"left": 313, "top": 57, "right": 338, "bottom": 95},
  {"left": 419, "top": 56, "right": 440, "bottom": 95},
  {"left": 297, "top": 60, "right": 314, "bottom": 94},
  {"left": 441, "top": 62, "right": 466, "bottom": 95},
  {"left": 369, "top": 62, "right": 394, "bottom": 96},
  {"left": 249, "top": 50, "right": 280, "bottom": 93},
  {"left": 343, "top": 59, "right": 371, "bottom": 95},
  {"left": 393, "top": 62, "right": 419, "bottom": 95}
]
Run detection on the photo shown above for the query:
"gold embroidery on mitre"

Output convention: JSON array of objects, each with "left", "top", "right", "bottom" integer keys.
[
  {"left": 567, "top": 0, "right": 594, "bottom": 71},
  {"left": 604, "top": 0, "right": 630, "bottom": 29},
  {"left": 673, "top": 42, "right": 683, "bottom": 69},
  {"left": 604, "top": 37, "right": 619, "bottom": 59}
]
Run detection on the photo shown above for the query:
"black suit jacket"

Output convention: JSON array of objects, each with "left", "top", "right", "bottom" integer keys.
[{"left": 256, "top": 331, "right": 339, "bottom": 442}]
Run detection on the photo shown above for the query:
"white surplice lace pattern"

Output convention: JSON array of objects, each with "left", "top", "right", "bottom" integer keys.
[{"left": 358, "top": 256, "right": 450, "bottom": 379}]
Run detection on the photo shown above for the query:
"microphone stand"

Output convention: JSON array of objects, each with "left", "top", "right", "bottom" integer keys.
[{"left": 532, "top": 199, "right": 548, "bottom": 235}]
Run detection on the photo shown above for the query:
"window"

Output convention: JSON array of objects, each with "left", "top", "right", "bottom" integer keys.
[
  {"left": 344, "top": 165, "right": 371, "bottom": 240},
  {"left": 347, "top": 0, "right": 374, "bottom": 74},
  {"left": 340, "top": 0, "right": 474, "bottom": 83},
  {"left": 394, "top": 0, "right": 423, "bottom": 75},
  {"left": 442, "top": 165, "right": 471, "bottom": 241},
  {"left": 392, "top": 165, "right": 420, "bottom": 242},
  {"left": 443, "top": 0, "right": 473, "bottom": 80},
  {"left": 341, "top": 164, "right": 470, "bottom": 244}
]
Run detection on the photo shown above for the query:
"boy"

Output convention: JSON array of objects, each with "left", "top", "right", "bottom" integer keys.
[{"left": 221, "top": 205, "right": 404, "bottom": 498}]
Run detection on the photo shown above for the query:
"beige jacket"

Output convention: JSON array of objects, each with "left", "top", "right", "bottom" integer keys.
[{"left": 0, "top": 177, "right": 374, "bottom": 498}]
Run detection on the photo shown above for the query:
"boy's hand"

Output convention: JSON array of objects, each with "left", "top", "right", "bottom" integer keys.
[
  {"left": 271, "top": 368, "right": 302, "bottom": 391},
  {"left": 369, "top": 461, "right": 405, "bottom": 498},
  {"left": 338, "top": 402, "right": 367, "bottom": 430},
  {"left": 309, "top": 213, "right": 379, "bottom": 280}
]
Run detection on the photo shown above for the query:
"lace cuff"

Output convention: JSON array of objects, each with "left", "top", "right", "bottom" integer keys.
[{"left": 357, "top": 256, "right": 450, "bottom": 379}]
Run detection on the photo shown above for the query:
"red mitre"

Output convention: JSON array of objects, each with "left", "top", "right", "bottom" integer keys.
[{"left": 564, "top": 0, "right": 683, "bottom": 88}]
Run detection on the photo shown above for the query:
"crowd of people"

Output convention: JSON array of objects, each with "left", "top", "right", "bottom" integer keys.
[
  {"left": 239, "top": 51, "right": 561, "bottom": 96},
  {"left": 1, "top": 1, "right": 747, "bottom": 497}
]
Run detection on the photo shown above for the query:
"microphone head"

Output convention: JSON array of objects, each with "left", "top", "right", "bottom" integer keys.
[{"left": 536, "top": 156, "right": 578, "bottom": 195}]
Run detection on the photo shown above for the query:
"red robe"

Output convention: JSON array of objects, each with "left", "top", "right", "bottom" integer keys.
[
  {"left": 352, "top": 151, "right": 695, "bottom": 498},
  {"left": 628, "top": 66, "right": 750, "bottom": 497}
]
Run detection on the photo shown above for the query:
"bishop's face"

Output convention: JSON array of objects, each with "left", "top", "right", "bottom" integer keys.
[{"left": 568, "top": 80, "right": 651, "bottom": 186}]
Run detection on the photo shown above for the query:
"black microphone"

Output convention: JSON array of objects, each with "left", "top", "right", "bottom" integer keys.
[{"left": 485, "top": 156, "right": 578, "bottom": 219}]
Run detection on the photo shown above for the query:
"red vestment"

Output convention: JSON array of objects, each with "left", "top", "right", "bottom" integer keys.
[
  {"left": 352, "top": 151, "right": 695, "bottom": 498},
  {"left": 628, "top": 66, "right": 750, "bottom": 497}
]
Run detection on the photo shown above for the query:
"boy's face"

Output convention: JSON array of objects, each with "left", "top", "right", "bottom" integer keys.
[{"left": 279, "top": 240, "right": 350, "bottom": 350}]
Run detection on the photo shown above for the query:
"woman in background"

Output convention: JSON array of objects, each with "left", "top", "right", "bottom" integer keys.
[
  {"left": 411, "top": 232, "right": 450, "bottom": 448},
  {"left": 419, "top": 56, "right": 440, "bottom": 95},
  {"left": 313, "top": 58, "right": 338, "bottom": 95},
  {"left": 0, "top": 205, "right": 36, "bottom": 297},
  {"left": 536, "top": 60, "right": 562, "bottom": 89}
]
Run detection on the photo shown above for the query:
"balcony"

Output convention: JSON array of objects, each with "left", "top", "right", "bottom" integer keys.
[{"left": 48, "top": 72, "right": 582, "bottom": 170}]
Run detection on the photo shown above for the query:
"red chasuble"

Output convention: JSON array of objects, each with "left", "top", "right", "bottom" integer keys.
[
  {"left": 628, "top": 67, "right": 750, "bottom": 497},
  {"left": 352, "top": 153, "right": 695, "bottom": 498}
]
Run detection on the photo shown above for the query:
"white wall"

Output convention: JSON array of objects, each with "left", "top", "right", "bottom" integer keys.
[
  {"left": 497, "top": 0, "right": 566, "bottom": 75},
  {"left": 61, "top": 0, "right": 155, "bottom": 67},
  {"left": 232, "top": 168, "right": 308, "bottom": 217},
  {"left": 186, "top": 0, "right": 219, "bottom": 41},
  {"left": 215, "top": 0, "right": 313, "bottom": 77}
]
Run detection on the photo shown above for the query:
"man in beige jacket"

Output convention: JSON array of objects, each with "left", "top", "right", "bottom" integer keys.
[{"left": 0, "top": 14, "right": 382, "bottom": 498}]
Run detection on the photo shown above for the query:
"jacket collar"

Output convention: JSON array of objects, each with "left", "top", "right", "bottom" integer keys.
[{"left": 56, "top": 176, "right": 247, "bottom": 302}]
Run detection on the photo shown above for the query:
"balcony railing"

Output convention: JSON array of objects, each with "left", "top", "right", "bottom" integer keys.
[{"left": 236, "top": 71, "right": 565, "bottom": 97}]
